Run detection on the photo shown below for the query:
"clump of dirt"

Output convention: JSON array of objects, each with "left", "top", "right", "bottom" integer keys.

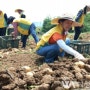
[
  {"left": 1, "top": 56, "right": 90, "bottom": 90},
  {"left": 0, "top": 34, "right": 90, "bottom": 90}
]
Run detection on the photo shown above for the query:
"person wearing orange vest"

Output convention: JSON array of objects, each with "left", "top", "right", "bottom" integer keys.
[
  {"left": 35, "top": 13, "right": 85, "bottom": 63},
  {"left": 74, "top": 5, "right": 90, "bottom": 40},
  {"left": 7, "top": 16, "right": 39, "bottom": 48},
  {"left": 0, "top": 10, "right": 8, "bottom": 36}
]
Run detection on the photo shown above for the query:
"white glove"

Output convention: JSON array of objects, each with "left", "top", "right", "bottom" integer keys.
[{"left": 74, "top": 52, "right": 85, "bottom": 60}]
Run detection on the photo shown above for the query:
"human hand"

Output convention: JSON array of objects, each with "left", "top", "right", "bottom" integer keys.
[
  {"left": 11, "top": 32, "right": 15, "bottom": 36},
  {"left": 81, "top": 24, "right": 84, "bottom": 28},
  {"left": 79, "top": 24, "right": 83, "bottom": 28},
  {"left": 11, "top": 32, "right": 16, "bottom": 40},
  {"left": 74, "top": 53, "right": 85, "bottom": 60}
]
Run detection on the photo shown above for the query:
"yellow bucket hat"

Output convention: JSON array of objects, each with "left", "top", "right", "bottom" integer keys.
[{"left": 51, "top": 13, "right": 81, "bottom": 27}]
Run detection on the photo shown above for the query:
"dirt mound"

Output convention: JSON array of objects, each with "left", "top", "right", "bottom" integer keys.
[
  {"left": 0, "top": 34, "right": 90, "bottom": 90},
  {"left": 1, "top": 58, "right": 90, "bottom": 90}
]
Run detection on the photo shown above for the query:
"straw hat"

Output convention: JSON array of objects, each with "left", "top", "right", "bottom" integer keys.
[
  {"left": 51, "top": 13, "right": 81, "bottom": 27},
  {"left": 15, "top": 9, "right": 24, "bottom": 12}
]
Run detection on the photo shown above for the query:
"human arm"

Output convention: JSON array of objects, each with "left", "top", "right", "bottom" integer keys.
[
  {"left": 57, "top": 39, "right": 85, "bottom": 60},
  {"left": 4, "top": 13, "right": 8, "bottom": 22},
  {"left": 75, "top": 10, "right": 83, "bottom": 22},
  {"left": 12, "top": 22, "right": 18, "bottom": 38},
  {"left": 49, "top": 32, "right": 85, "bottom": 60}
]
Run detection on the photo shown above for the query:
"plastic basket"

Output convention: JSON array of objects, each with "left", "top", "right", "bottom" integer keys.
[
  {"left": 70, "top": 40, "right": 90, "bottom": 54},
  {"left": 7, "top": 28, "right": 14, "bottom": 35},
  {"left": 0, "top": 35, "right": 20, "bottom": 49}
]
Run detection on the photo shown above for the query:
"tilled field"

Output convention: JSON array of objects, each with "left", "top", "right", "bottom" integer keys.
[{"left": 0, "top": 33, "right": 90, "bottom": 90}]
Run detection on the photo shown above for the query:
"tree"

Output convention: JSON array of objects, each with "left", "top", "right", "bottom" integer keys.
[{"left": 41, "top": 17, "right": 55, "bottom": 33}]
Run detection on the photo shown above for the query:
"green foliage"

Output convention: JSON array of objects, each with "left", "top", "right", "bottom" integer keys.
[
  {"left": 36, "top": 27, "right": 42, "bottom": 34},
  {"left": 81, "top": 13, "right": 90, "bottom": 32},
  {"left": 41, "top": 17, "right": 55, "bottom": 33}
]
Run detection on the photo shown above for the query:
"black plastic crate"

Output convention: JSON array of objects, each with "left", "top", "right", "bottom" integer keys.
[
  {"left": 7, "top": 28, "right": 20, "bottom": 35},
  {"left": 70, "top": 40, "right": 90, "bottom": 54},
  {"left": 0, "top": 35, "right": 20, "bottom": 49},
  {"left": 7, "top": 28, "right": 14, "bottom": 35}
]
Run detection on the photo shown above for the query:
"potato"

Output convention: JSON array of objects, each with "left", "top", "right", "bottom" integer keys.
[
  {"left": 74, "top": 61, "right": 85, "bottom": 68},
  {"left": 84, "top": 75, "right": 90, "bottom": 80},
  {"left": 26, "top": 72, "right": 33, "bottom": 77},
  {"left": 21, "top": 66, "right": 31, "bottom": 73}
]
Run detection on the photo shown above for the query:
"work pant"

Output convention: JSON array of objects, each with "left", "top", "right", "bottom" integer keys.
[
  {"left": 21, "top": 35, "right": 28, "bottom": 48},
  {"left": 29, "top": 23, "right": 39, "bottom": 43},
  {"left": 21, "top": 23, "right": 39, "bottom": 48},
  {"left": 36, "top": 38, "right": 70, "bottom": 63},
  {"left": 0, "top": 27, "right": 6, "bottom": 36},
  {"left": 74, "top": 27, "right": 82, "bottom": 40}
]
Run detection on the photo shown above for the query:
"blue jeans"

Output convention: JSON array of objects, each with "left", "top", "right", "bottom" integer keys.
[
  {"left": 36, "top": 38, "right": 70, "bottom": 63},
  {"left": 29, "top": 23, "right": 39, "bottom": 43}
]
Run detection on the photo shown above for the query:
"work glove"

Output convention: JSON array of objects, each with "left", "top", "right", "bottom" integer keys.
[{"left": 74, "top": 52, "right": 85, "bottom": 60}]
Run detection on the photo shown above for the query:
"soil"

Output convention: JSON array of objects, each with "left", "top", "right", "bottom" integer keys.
[{"left": 0, "top": 33, "right": 90, "bottom": 90}]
